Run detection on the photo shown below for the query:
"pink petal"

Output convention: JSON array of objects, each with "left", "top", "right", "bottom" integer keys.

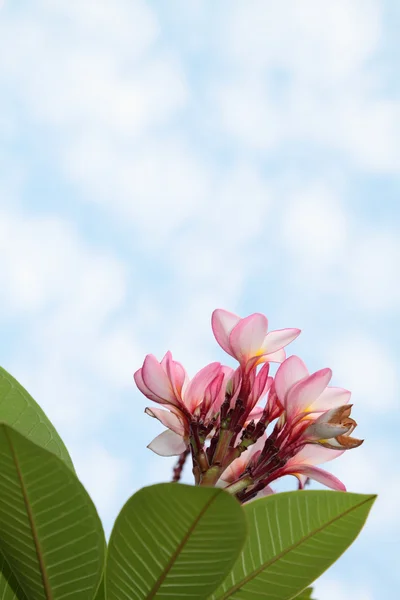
[
  {"left": 211, "top": 309, "right": 240, "bottom": 357},
  {"left": 290, "top": 465, "right": 346, "bottom": 491},
  {"left": 262, "top": 328, "right": 301, "bottom": 354},
  {"left": 310, "top": 387, "right": 351, "bottom": 412},
  {"left": 145, "top": 407, "right": 185, "bottom": 436},
  {"left": 248, "top": 364, "right": 271, "bottom": 410},
  {"left": 142, "top": 355, "right": 179, "bottom": 406},
  {"left": 184, "top": 362, "right": 222, "bottom": 412},
  {"left": 288, "top": 443, "right": 344, "bottom": 466},
  {"left": 246, "top": 405, "right": 264, "bottom": 422},
  {"left": 163, "top": 351, "right": 188, "bottom": 398},
  {"left": 229, "top": 313, "right": 269, "bottom": 365},
  {"left": 286, "top": 368, "right": 332, "bottom": 419},
  {"left": 147, "top": 429, "right": 187, "bottom": 456},
  {"left": 263, "top": 348, "right": 286, "bottom": 363},
  {"left": 134, "top": 368, "right": 161, "bottom": 403},
  {"left": 274, "top": 356, "right": 309, "bottom": 404}
]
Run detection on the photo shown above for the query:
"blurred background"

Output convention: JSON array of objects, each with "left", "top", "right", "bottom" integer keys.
[{"left": 1, "top": 1, "right": 399, "bottom": 598}]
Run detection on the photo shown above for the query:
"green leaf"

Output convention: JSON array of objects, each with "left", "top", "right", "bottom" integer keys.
[
  {"left": 0, "top": 424, "right": 105, "bottom": 600},
  {"left": 94, "top": 576, "right": 105, "bottom": 600},
  {"left": 211, "top": 490, "right": 375, "bottom": 599},
  {"left": 105, "top": 483, "right": 247, "bottom": 599},
  {"left": 0, "top": 552, "right": 27, "bottom": 599},
  {"left": 0, "top": 367, "right": 74, "bottom": 470}
]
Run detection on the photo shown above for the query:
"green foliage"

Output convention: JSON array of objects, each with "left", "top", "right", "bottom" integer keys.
[
  {"left": 0, "top": 552, "right": 26, "bottom": 599},
  {"left": 0, "top": 367, "right": 74, "bottom": 470},
  {"left": 0, "top": 424, "right": 105, "bottom": 600},
  {"left": 211, "top": 490, "right": 375, "bottom": 599},
  {"left": 105, "top": 483, "right": 247, "bottom": 599},
  {"left": 0, "top": 369, "right": 375, "bottom": 600}
]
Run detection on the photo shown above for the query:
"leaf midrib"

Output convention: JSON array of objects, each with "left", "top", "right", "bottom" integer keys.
[
  {"left": 217, "top": 495, "right": 375, "bottom": 599},
  {"left": 5, "top": 427, "right": 53, "bottom": 600},
  {"left": 146, "top": 490, "right": 221, "bottom": 599}
]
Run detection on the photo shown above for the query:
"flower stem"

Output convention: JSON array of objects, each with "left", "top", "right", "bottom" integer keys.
[
  {"left": 224, "top": 475, "right": 253, "bottom": 496},
  {"left": 172, "top": 448, "right": 190, "bottom": 482}
]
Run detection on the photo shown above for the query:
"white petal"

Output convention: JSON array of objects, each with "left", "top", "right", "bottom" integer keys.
[{"left": 147, "top": 430, "right": 187, "bottom": 456}]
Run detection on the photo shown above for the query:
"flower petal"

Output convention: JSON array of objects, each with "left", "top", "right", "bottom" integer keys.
[
  {"left": 229, "top": 313, "right": 269, "bottom": 365},
  {"left": 262, "top": 328, "right": 301, "bottom": 354},
  {"left": 145, "top": 407, "right": 185, "bottom": 436},
  {"left": 274, "top": 356, "right": 309, "bottom": 404},
  {"left": 142, "top": 354, "right": 179, "bottom": 406},
  {"left": 290, "top": 465, "right": 346, "bottom": 491},
  {"left": 211, "top": 309, "right": 240, "bottom": 356},
  {"left": 263, "top": 348, "right": 286, "bottom": 363},
  {"left": 310, "top": 387, "right": 351, "bottom": 412},
  {"left": 288, "top": 443, "right": 344, "bottom": 466},
  {"left": 147, "top": 429, "right": 187, "bottom": 456},
  {"left": 286, "top": 368, "right": 332, "bottom": 419},
  {"left": 184, "top": 362, "right": 222, "bottom": 412},
  {"left": 134, "top": 368, "right": 161, "bottom": 402},
  {"left": 163, "top": 351, "right": 188, "bottom": 399}
]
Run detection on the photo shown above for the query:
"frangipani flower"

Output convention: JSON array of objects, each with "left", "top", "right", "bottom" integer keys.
[
  {"left": 278, "top": 444, "right": 346, "bottom": 491},
  {"left": 211, "top": 309, "right": 300, "bottom": 370},
  {"left": 135, "top": 353, "right": 234, "bottom": 456},
  {"left": 221, "top": 437, "right": 345, "bottom": 492},
  {"left": 134, "top": 351, "right": 188, "bottom": 409},
  {"left": 274, "top": 355, "right": 351, "bottom": 422},
  {"left": 134, "top": 308, "right": 363, "bottom": 496}
]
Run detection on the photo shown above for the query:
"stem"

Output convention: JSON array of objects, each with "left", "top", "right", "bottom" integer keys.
[
  {"left": 199, "top": 465, "right": 222, "bottom": 487},
  {"left": 172, "top": 448, "right": 190, "bottom": 482},
  {"left": 224, "top": 475, "right": 253, "bottom": 496},
  {"left": 212, "top": 428, "right": 234, "bottom": 466}
]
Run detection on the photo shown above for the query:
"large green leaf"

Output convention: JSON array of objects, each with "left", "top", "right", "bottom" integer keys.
[
  {"left": 0, "top": 367, "right": 73, "bottom": 470},
  {"left": 105, "top": 483, "right": 247, "bottom": 599},
  {"left": 0, "top": 424, "right": 105, "bottom": 600},
  {"left": 0, "top": 552, "right": 26, "bottom": 599},
  {"left": 211, "top": 490, "right": 375, "bottom": 599}
]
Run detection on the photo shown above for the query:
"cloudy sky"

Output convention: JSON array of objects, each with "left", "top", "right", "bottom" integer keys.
[{"left": 1, "top": 1, "right": 399, "bottom": 598}]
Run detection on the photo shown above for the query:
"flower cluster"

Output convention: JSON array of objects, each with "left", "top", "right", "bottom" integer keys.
[{"left": 134, "top": 309, "right": 363, "bottom": 500}]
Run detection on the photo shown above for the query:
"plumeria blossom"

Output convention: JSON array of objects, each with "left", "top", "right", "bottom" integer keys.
[
  {"left": 135, "top": 353, "right": 233, "bottom": 455},
  {"left": 270, "top": 444, "right": 346, "bottom": 491},
  {"left": 274, "top": 355, "right": 352, "bottom": 423},
  {"left": 221, "top": 437, "right": 345, "bottom": 493},
  {"left": 134, "top": 309, "right": 363, "bottom": 498},
  {"left": 211, "top": 309, "right": 301, "bottom": 371}
]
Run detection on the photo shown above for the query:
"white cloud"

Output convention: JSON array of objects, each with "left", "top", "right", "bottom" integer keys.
[
  {"left": 0, "top": 208, "right": 146, "bottom": 435},
  {"left": 214, "top": 0, "right": 400, "bottom": 172},
  {"left": 327, "top": 333, "right": 398, "bottom": 411},
  {"left": 63, "top": 136, "right": 209, "bottom": 243},
  {"left": 73, "top": 442, "right": 132, "bottom": 531},
  {"left": 345, "top": 230, "right": 400, "bottom": 311},
  {"left": 221, "top": 0, "right": 380, "bottom": 76},
  {"left": 282, "top": 184, "right": 348, "bottom": 268}
]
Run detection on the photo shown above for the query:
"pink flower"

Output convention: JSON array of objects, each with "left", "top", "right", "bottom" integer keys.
[
  {"left": 134, "top": 351, "right": 188, "bottom": 409},
  {"left": 221, "top": 437, "right": 345, "bottom": 492},
  {"left": 277, "top": 444, "right": 346, "bottom": 491},
  {"left": 211, "top": 309, "right": 300, "bottom": 370},
  {"left": 135, "top": 354, "right": 233, "bottom": 456},
  {"left": 221, "top": 435, "right": 265, "bottom": 484},
  {"left": 274, "top": 355, "right": 351, "bottom": 423}
]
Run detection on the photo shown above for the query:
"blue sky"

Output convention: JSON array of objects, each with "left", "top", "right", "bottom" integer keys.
[{"left": 1, "top": 1, "right": 399, "bottom": 598}]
